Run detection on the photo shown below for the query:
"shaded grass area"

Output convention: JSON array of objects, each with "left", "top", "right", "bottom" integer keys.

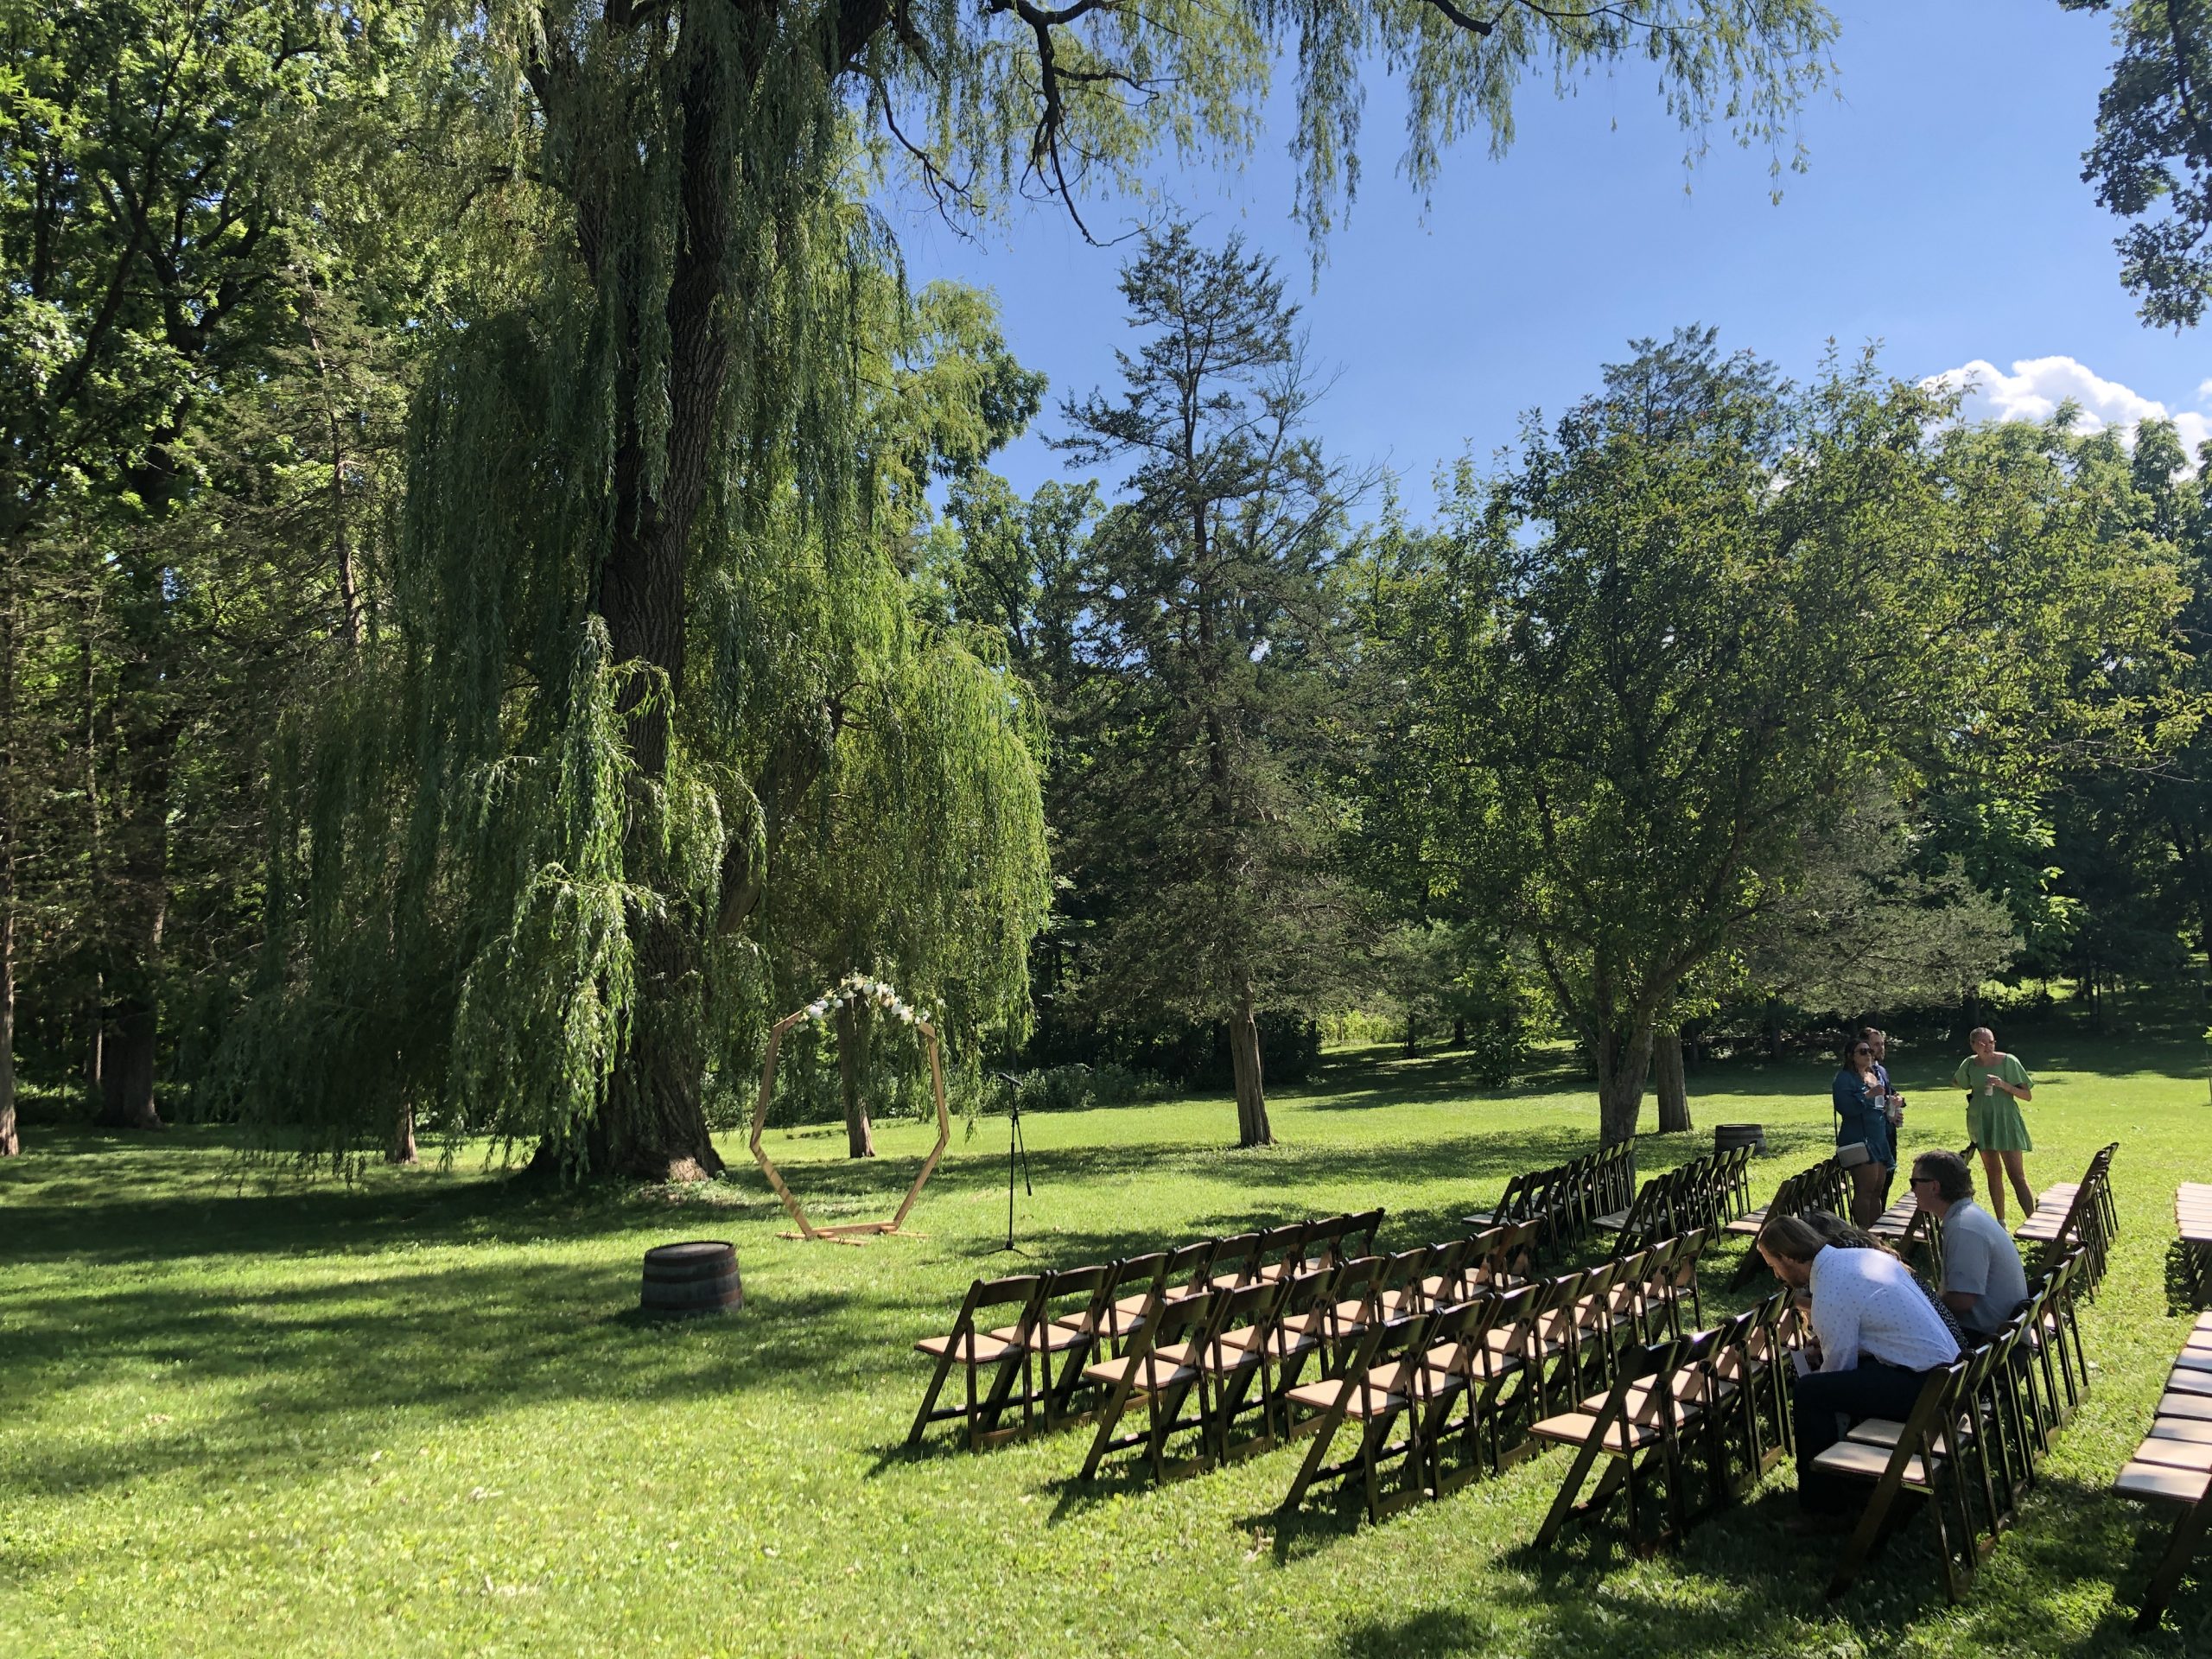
[{"left": 3, "top": 1030, "right": 2211, "bottom": 1656}]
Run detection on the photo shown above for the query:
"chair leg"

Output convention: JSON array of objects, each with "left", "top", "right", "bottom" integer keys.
[
  {"left": 2138, "top": 1500, "right": 2212, "bottom": 1635},
  {"left": 1535, "top": 1436, "right": 1606, "bottom": 1548},
  {"left": 907, "top": 1350, "right": 958, "bottom": 1446},
  {"left": 1827, "top": 1465, "right": 1909, "bottom": 1600}
]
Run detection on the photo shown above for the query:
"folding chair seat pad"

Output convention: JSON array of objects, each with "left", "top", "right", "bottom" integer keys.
[
  {"left": 1578, "top": 1379, "right": 1724, "bottom": 1421},
  {"left": 2160, "top": 1392, "right": 2212, "bottom": 1421},
  {"left": 1286, "top": 1376, "right": 1406, "bottom": 1420},
  {"left": 1530, "top": 1410, "right": 1658, "bottom": 1451},
  {"left": 918, "top": 1332, "right": 1024, "bottom": 1365},
  {"left": 1117, "top": 1288, "right": 1199, "bottom": 1319},
  {"left": 1593, "top": 1211, "right": 1630, "bottom": 1231},
  {"left": 2118, "top": 1461, "right": 2212, "bottom": 1504},
  {"left": 1846, "top": 1416, "right": 1970, "bottom": 1452},
  {"left": 1082, "top": 1351, "right": 1197, "bottom": 1389},
  {"left": 2166, "top": 1369, "right": 2212, "bottom": 1398},
  {"left": 2171, "top": 1349, "right": 2212, "bottom": 1374},
  {"left": 1725, "top": 1208, "right": 1770, "bottom": 1236},
  {"left": 2196, "top": 1312, "right": 2212, "bottom": 1334},
  {"left": 1058, "top": 1307, "right": 1146, "bottom": 1344},
  {"left": 996, "top": 1320, "right": 1090, "bottom": 1352},
  {"left": 2152, "top": 1419, "right": 2212, "bottom": 1445},
  {"left": 2132, "top": 1437, "right": 2212, "bottom": 1473},
  {"left": 1813, "top": 1440, "right": 1936, "bottom": 1484}
]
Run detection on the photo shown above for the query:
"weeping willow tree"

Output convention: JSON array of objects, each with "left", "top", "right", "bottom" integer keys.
[{"left": 243, "top": 0, "right": 1836, "bottom": 1177}]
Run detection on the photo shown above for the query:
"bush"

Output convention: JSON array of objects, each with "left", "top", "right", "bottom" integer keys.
[{"left": 990, "top": 1062, "right": 1172, "bottom": 1114}]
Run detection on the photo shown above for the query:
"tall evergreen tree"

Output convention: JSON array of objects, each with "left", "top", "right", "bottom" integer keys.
[{"left": 1054, "top": 226, "right": 1363, "bottom": 1147}]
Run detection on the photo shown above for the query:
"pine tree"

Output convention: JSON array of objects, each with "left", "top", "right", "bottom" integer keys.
[{"left": 1055, "top": 226, "right": 1363, "bottom": 1147}]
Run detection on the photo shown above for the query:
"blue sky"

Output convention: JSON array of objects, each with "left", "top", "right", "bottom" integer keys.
[{"left": 893, "top": 1, "right": 2211, "bottom": 515}]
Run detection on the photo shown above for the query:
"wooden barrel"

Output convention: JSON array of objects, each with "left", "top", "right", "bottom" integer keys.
[
  {"left": 1714, "top": 1123, "right": 1768, "bottom": 1157},
  {"left": 640, "top": 1240, "right": 742, "bottom": 1318}
]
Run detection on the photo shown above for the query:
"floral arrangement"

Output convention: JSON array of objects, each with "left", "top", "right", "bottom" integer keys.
[{"left": 804, "top": 972, "right": 935, "bottom": 1029}]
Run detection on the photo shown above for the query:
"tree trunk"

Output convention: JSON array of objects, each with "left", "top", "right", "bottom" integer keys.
[
  {"left": 836, "top": 998, "right": 876, "bottom": 1159},
  {"left": 79, "top": 599, "right": 102, "bottom": 1100},
  {"left": 1594, "top": 1020, "right": 1654, "bottom": 1147},
  {"left": 1764, "top": 995, "right": 1783, "bottom": 1061},
  {"left": 1229, "top": 988, "right": 1272, "bottom": 1147},
  {"left": 0, "top": 591, "right": 16, "bottom": 1157},
  {"left": 1402, "top": 1014, "right": 1417, "bottom": 1057},
  {"left": 550, "top": 29, "right": 738, "bottom": 1184},
  {"left": 93, "top": 702, "right": 172, "bottom": 1133},
  {"left": 1654, "top": 1026, "right": 1691, "bottom": 1133},
  {"left": 99, "top": 982, "right": 161, "bottom": 1130},
  {"left": 387, "top": 1100, "right": 418, "bottom": 1166},
  {"left": 1452, "top": 1016, "right": 1466, "bottom": 1047}
]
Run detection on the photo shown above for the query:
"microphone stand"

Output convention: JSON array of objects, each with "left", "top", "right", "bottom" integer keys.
[{"left": 989, "top": 1070, "right": 1034, "bottom": 1255}]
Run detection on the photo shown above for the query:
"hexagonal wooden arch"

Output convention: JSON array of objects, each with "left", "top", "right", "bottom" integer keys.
[{"left": 747, "top": 994, "right": 949, "bottom": 1243}]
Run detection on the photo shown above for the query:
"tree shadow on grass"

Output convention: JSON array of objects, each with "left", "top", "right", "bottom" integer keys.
[{"left": 0, "top": 1259, "right": 882, "bottom": 1502}]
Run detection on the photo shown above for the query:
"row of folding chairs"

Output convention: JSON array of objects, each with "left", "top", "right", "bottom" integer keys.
[
  {"left": 1074, "top": 1220, "right": 1551, "bottom": 1493},
  {"left": 1726, "top": 1156, "right": 1853, "bottom": 1285},
  {"left": 2118, "top": 1310, "right": 2212, "bottom": 1632},
  {"left": 1597, "top": 1146, "right": 1754, "bottom": 1251},
  {"left": 1815, "top": 1244, "right": 2095, "bottom": 1605},
  {"left": 1530, "top": 1289, "right": 1802, "bottom": 1553},
  {"left": 1275, "top": 1230, "right": 1713, "bottom": 1523},
  {"left": 2178, "top": 1183, "right": 2212, "bottom": 1310},
  {"left": 1465, "top": 1144, "right": 1637, "bottom": 1255},
  {"left": 2015, "top": 1141, "right": 2120, "bottom": 1287},
  {"left": 907, "top": 1208, "right": 1385, "bottom": 1451}
]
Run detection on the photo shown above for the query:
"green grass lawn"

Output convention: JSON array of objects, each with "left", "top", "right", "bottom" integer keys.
[{"left": 4, "top": 1030, "right": 2210, "bottom": 1657}]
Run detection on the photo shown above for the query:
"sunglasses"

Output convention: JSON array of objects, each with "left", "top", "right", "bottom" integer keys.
[{"left": 1852, "top": 1046, "right": 1872, "bottom": 1055}]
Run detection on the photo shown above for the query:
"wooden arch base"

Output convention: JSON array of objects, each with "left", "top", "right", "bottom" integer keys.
[{"left": 748, "top": 994, "right": 950, "bottom": 1244}]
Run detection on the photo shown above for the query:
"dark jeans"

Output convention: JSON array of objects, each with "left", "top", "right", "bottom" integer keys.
[{"left": 1793, "top": 1361, "right": 1937, "bottom": 1514}]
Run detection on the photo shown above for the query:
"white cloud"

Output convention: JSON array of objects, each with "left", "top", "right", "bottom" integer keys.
[{"left": 1923, "top": 355, "right": 2210, "bottom": 454}]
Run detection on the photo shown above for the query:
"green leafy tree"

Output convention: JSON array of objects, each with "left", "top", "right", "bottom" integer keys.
[
  {"left": 1375, "top": 328, "right": 2188, "bottom": 1145},
  {"left": 2068, "top": 0, "right": 2212, "bottom": 327},
  {"left": 1739, "top": 794, "right": 2022, "bottom": 1015},
  {"left": 0, "top": 1, "right": 424, "bottom": 1139},
  {"left": 260, "top": 0, "right": 1835, "bottom": 1176}
]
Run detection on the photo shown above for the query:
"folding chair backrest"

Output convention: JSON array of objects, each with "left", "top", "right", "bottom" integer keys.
[
  {"left": 1341, "top": 1207, "right": 1386, "bottom": 1262},
  {"left": 963, "top": 1274, "right": 1046, "bottom": 1334},
  {"left": 1208, "top": 1230, "right": 1267, "bottom": 1290},
  {"left": 1039, "top": 1262, "right": 1114, "bottom": 1330},
  {"left": 1254, "top": 1222, "right": 1310, "bottom": 1281},
  {"left": 1483, "top": 1281, "right": 1542, "bottom": 1370},
  {"left": 1160, "top": 1238, "right": 1219, "bottom": 1299},
  {"left": 1145, "top": 1283, "right": 1228, "bottom": 1356},
  {"left": 1420, "top": 1295, "right": 1497, "bottom": 1387},
  {"left": 1205, "top": 1275, "right": 1288, "bottom": 1369}
]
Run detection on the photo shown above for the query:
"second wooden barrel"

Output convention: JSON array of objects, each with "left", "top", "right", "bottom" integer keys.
[
  {"left": 1713, "top": 1122, "right": 1768, "bottom": 1157},
  {"left": 641, "top": 1240, "right": 743, "bottom": 1318}
]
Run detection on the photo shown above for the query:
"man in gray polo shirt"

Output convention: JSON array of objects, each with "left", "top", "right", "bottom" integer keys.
[{"left": 1909, "top": 1147, "right": 2030, "bottom": 1339}]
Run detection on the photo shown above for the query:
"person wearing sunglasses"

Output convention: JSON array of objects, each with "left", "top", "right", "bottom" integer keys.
[
  {"left": 1831, "top": 1034, "right": 1893, "bottom": 1229},
  {"left": 1907, "top": 1148, "right": 2028, "bottom": 1342}
]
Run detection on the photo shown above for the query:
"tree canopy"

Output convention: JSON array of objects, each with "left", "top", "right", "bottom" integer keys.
[{"left": 1363, "top": 328, "right": 2188, "bottom": 1143}]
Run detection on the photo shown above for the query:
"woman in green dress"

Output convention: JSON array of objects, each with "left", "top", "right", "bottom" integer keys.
[{"left": 1953, "top": 1026, "right": 2036, "bottom": 1223}]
